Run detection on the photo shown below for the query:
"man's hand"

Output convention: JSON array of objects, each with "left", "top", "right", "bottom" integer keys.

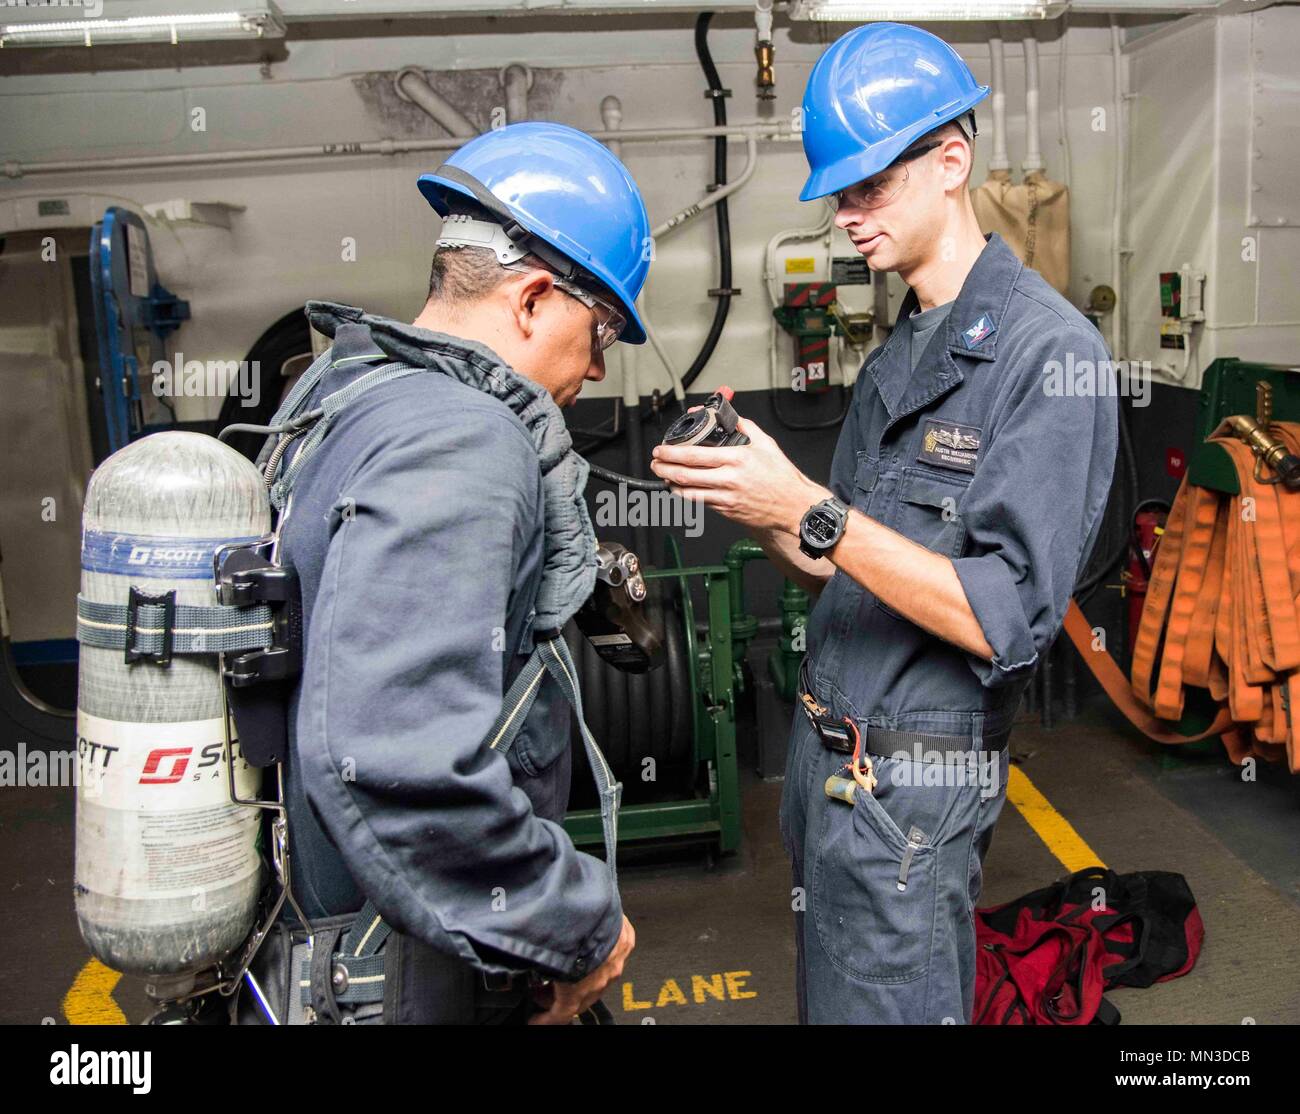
[
  {"left": 650, "top": 417, "right": 830, "bottom": 534},
  {"left": 528, "top": 914, "right": 636, "bottom": 1025}
]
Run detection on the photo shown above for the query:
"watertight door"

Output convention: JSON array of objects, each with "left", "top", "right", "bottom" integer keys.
[{"left": 88, "top": 207, "right": 189, "bottom": 452}]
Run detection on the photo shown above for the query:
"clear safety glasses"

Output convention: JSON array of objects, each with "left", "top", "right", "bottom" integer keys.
[
  {"left": 824, "top": 139, "right": 942, "bottom": 212},
  {"left": 552, "top": 277, "right": 627, "bottom": 353},
  {"left": 502, "top": 261, "right": 627, "bottom": 353}
]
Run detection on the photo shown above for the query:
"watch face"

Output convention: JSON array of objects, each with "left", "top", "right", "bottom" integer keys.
[{"left": 802, "top": 509, "right": 840, "bottom": 547}]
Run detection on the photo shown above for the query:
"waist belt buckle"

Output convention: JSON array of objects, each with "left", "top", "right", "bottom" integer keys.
[
  {"left": 482, "top": 970, "right": 516, "bottom": 992},
  {"left": 124, "top": 586, "right": 176, "bottom": 665}
]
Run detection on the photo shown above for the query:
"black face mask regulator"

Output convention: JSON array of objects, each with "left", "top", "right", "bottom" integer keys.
[
  {"left": 661, "top": 386, "right": 750, "bottom": 449},
  {"left": 573, "top": 542, "right": 663, "bottom": 673}
]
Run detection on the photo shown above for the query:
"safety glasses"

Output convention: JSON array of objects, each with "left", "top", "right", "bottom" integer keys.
[
  {"left": 552, "top": 277, "right": 627, "bottom": 353},
  {"left": 824, "top": 139, "right": 942, "bottom": 212},
  {"left": 502, "top": 261, "right": 627, "bottom": 352}
]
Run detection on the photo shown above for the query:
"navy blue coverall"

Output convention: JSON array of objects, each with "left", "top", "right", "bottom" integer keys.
[
  {"left": 780, "top": 234, "right": 1118, "bottom": 1023},
  {"left": 275, "top": 313, "right": 621, "bottom": 1022}
]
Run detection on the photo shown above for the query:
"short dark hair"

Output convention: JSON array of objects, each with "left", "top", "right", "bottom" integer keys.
[
  {"left": 425, "top": 197, "right": 621, "bottom": 310},
  {"left": 427, "top": 245, "right": 523, "bottom": 304}
]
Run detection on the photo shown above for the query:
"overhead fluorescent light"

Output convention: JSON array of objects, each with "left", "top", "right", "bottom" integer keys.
[
  {"left": 0, "top": 3, "right": 286, "bottom": 47},
  {"left": 790, "top": 0, "right": 1066, "bottom": 19}
]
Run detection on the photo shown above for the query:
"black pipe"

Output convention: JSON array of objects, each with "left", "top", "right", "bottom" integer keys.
[{"left": 681, "top": 11, "right": 734, "bottom": 393}]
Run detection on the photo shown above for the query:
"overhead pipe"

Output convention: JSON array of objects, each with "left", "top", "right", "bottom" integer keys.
[
  {"left": 1022, "top": 33, "right": 1045, "bottom": 175},
  {"left": 4, "top": 122, "right": 793, "bottom": 179},
  {"left": 600, "top": 95, "right": 636, "bottom": 413},
  {"left": 500, "top": 63, "right": 532, "bottom": 124},
  {"left": 754, "top": 0, "right": 776, "bottom": 101},
  {"left": 393, "top": 68, "right": 479, "bottom": 138},
  {"left": 600, "top": 94, "right": 685, "bottom": 407},
  {"left": 988, "top": 34, "right": 1010, "bottom": 173}
]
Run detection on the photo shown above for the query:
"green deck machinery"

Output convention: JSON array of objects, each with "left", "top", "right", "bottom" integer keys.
[{"left": 562, "top": 537, "right": 808, "bottom": 858}]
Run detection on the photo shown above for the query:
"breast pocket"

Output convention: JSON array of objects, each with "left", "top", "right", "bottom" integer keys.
[
  {"left": 851, "top": 453, "right": 879, "bottom": 516},
  {"left": 876, "top": 468, "right": 971, "bottom": 620}
]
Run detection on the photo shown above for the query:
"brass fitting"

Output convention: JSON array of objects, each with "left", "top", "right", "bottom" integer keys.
[
  {"left": 1224, "top": 414, "right": 1300, "bottom": 488},
  {"left": 755, "top": 40, "right": 775, "bottom": 100}
]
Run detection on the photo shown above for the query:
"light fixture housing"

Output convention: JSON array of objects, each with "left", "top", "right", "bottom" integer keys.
[
  {"left": 0, "top": 1, "right": 286, "bottom": 48},
  {"left": 790, "top": 0, "right": 1067, "bottom": 19}
]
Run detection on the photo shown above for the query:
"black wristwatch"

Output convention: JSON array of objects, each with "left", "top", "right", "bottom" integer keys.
[{"left": 798, "top": 496, "right": 849, "bottom": 560}]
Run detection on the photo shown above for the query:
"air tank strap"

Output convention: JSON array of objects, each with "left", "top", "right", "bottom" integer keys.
[
  {"left": 269, "top": 362, "right": 417, "bottom": 511},
  {"left": 488, "top": 631, "right": 621, "bottom": 883},
  {"left": 76, "top": 590, "right": 273, "bottom": 664}
]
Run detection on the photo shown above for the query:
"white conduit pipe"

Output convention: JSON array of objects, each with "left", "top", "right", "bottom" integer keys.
[
  {"left": 600, "top": 95, "right": 647, "bottom": 409},
  {"left": 637, "top": 297, "right": 687, "bottom": 405},
  {"left": 1057, "top": 12, "right": 1072, "bottom": 186},
  {"left": 394, "top": 68, "right": 478, "bottom": 138},
  {"left": 4, "top": 123, "right": 793, "bottom": 179},
  {"left": 764, "top": 209, "right": 834, "bottom": 395},
  {"left": 501, "top": 64, "right": 532, "bottom": 124},
  {"left": 1023, "top": 34, "right": 1044, "bottom": 175},
  {"left": 1110, "top": 18, "right": 1126, "bottom": 361},
  {"left": 600, "top": 94, "right": 685, "bottom": 405},
  {"left": 651, "top": 134, "right": 758, "bottom": 240},
  {"left": 763, "top": 211, "right": 833, "bottom": 307},
  {"left": 988, "top": 35, "right": 1010, "bottom": 172},
  {"left": 640, "top": 133, "right": 759, "bottom": 404}
]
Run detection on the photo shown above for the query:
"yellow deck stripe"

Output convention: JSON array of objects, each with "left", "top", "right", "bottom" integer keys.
[
  {"left": 62, "top": 959, "right": 127, "bottom": 1025},
  {"left": 1007, "top": 764, "right": 1105, "bottom": 872}
]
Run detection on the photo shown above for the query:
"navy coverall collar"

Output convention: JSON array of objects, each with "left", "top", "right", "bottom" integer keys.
[
  {"left": 870, "top": 233, "right": 1022, "bottom": 423},
  {"left": 301, "top": 300, "right": 599, "bottom": 636}
]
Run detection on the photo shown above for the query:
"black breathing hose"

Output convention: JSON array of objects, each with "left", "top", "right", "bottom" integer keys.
[{"left": 586, "top": 461, "right": 668, "bottom": 492}]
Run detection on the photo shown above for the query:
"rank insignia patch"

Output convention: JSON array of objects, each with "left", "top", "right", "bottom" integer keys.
[
  {"left": 962, "top": 314, "right": 996, "bottom": 348},
  {"left": 918, "top": 418, "right": 981, "bottom": 473}
]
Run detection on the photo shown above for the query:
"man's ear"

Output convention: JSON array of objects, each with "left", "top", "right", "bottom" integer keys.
[
  {"left": 507, "top": 269, "right": 556, "bottom": 340},
  {"left": 941, "top": 133, "right": 974, "bottom": 195}
]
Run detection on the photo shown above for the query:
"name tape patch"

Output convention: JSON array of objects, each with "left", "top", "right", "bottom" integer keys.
[{"left": 918, "top": 418, "right": 981, "bottom": 474}]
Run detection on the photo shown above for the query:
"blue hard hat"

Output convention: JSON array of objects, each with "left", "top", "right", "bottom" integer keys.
[
  {"left": 418, "top": 122, "right": 651, "bottom": 344},
  {"left": 799, "top": 23, "right": 989, "bottom": 203}
]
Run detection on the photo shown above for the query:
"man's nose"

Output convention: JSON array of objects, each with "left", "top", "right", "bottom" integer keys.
[
  {"left": 833, "top": 205, "right": 862, "bottom": 231},
  {"left": 587, "top": 348, "right": 606, "bottom": 382}
]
